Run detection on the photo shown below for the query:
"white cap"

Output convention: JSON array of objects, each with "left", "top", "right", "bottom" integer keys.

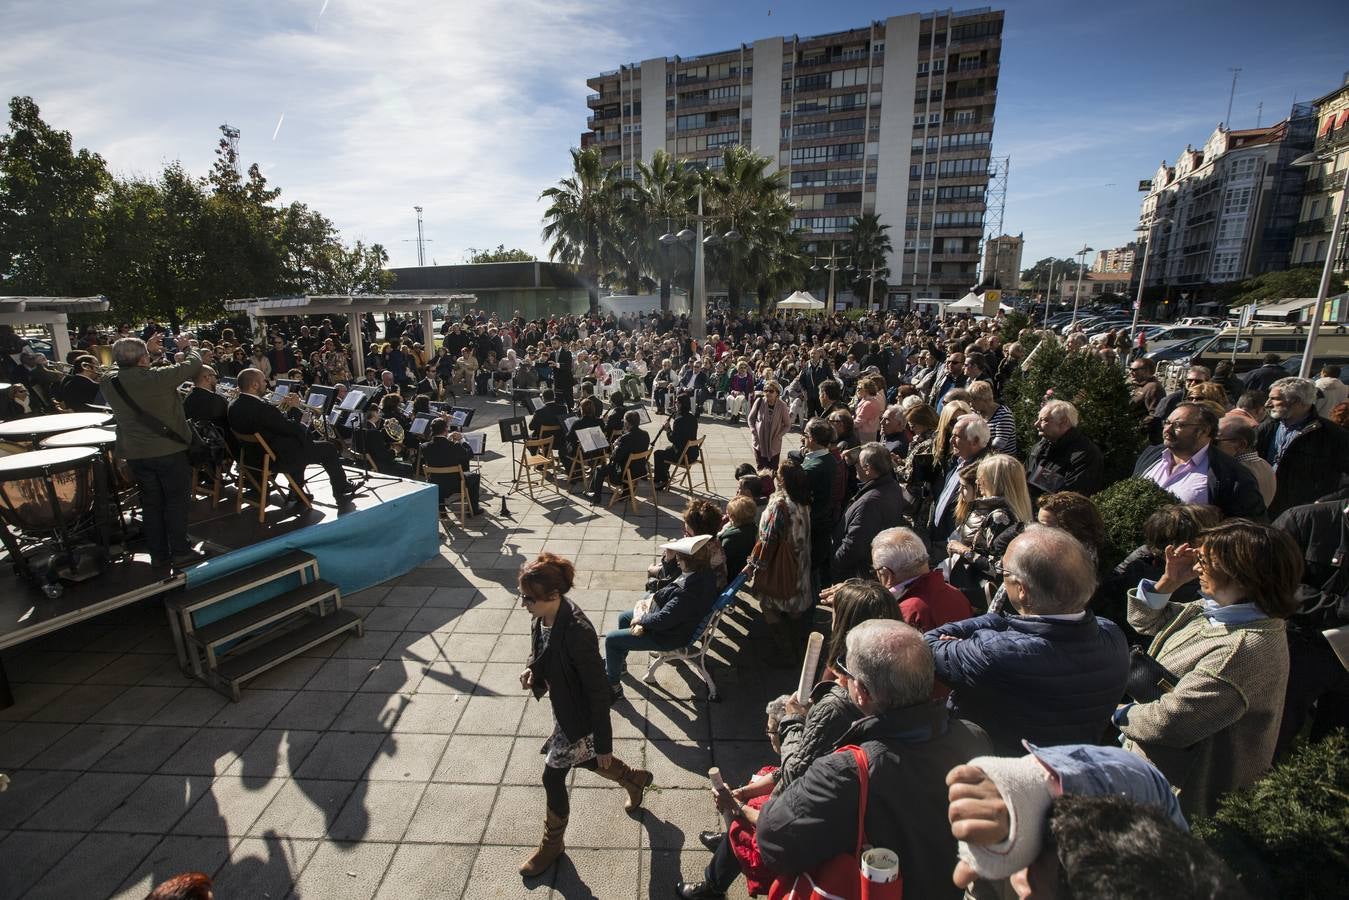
[{"left": 660, "top": 534, "right": 712, "bottom": 557}]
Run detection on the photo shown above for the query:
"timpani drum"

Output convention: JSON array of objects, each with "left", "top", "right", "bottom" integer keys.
[
  {"left": 0, "top": 412, "right": 113, "bottom": 449},
  {"left": 41, "top": 426, "right": 132, "bottom": 491},
  {"left": 0, "top": 447, "right": 103, "bottom": 598}
]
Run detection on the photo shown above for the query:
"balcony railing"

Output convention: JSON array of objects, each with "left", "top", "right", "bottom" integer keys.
[{"left": 1296, "top": 216, "right": 1334, "bottom": 236}]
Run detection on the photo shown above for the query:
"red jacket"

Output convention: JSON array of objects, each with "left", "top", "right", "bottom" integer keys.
[{"left": 895, "top": 569, "right": 973, "bottom": 633}]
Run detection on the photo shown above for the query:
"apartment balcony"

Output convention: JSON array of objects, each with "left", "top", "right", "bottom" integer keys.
[
  {"left": 932, "top": 250, "right": 981, "bottom": 260},
  {"left": 1187, "top": 210, "right": 1217, "bottom": 226},
  {"left": 952, "top": 63, "right": 1000, "bottom": 80},
  {"left": 931, "top": 222, "right": 985, "bottom": 232},
  {"left": 948, "top": 34, "right": 1002, "bottom": 51},
  {"left": 586, "top": 92, "right": 604, "bottom": 107},
  {"left": 1181, "top": 241, "right": 1212, "bottom": 255},
  {"left": 1296, "top": 216, "right": 1335, "bottom": 236},
  {"left": 1314, "top": 126, "right": 1349, "bottom": 154},
  {"left": 948, "top": 88, "right": 997, "bottom": 102}
]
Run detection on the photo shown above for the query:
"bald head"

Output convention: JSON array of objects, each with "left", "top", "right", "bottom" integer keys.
[
  {"left": 1003, "top": 524, "right": 1097, "bottom": 615},
  {"left": 238, "top": 367, "right": 266, "bottom": 396},
  {"left": 194, "top": 365, "right": 217, "bottom": 388}
]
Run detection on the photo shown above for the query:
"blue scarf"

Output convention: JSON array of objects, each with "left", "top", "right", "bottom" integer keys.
[{"left": 1200, "top": 597, "right": 1266, "bottom": 626}]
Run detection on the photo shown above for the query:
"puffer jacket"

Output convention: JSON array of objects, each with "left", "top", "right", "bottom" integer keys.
[{"left": 774, "top": 681, "right": 863, "bottom": 792}]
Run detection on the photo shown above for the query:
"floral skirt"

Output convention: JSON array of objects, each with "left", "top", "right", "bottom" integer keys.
[{"left": 542, "top": 720, "right": 597, "bottom": 769}]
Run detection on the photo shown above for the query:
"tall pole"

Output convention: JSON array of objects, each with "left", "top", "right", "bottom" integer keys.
[
  {"left": 1225, "top": 68, "right": 1242, "bottom": 128},
  {"left": 1043, "top": 259, "right": 1055, "bottom": 327},
  {"left": 827, "top": 241, "right": 838, "bottom": 310},
  {"left": 1129, "top": 223, "right": 1157, "bottom": 365},
  {"left": 414, "top": 206, "right": 426, "bottom": 267},
  {"left": 692, "top": 185, "right": 707, "bottom": 342},
  {"left": 1070, "top": 245, "right": 1091, "bottom": 328},
  {"left": 1299, "top": 166, "right": 1349, "bottom": 378}
]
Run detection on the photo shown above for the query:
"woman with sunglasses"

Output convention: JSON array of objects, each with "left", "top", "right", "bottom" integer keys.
[{"left": 516, "top": 552, "right": 653, "bottom": 878}]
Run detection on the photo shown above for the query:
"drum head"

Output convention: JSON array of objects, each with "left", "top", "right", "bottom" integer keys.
[
  {"left": 0, "top": 447, "right": 97, "bottom": 532},
  {"left": 41, "top": 427, "right": 117, "bottom": 449},
  {"left": 0, "top": 446, "right": 99, "bottom": 477},
  {"left": 0, "top": 411, "right": 112, "bottom": 438}
]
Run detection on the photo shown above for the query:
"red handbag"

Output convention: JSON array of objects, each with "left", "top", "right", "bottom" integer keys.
[{"left": 766, "top": 745, "right": 901, "bottom": 900}]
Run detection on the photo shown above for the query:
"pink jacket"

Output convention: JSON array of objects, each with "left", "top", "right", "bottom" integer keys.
[{"left": 853, "top": 395, "right": 883, "bottom": 443}]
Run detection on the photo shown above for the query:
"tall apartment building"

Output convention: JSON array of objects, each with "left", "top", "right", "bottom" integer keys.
[
  {"left": 1092, "top": 243, "right": 1136, "bottom": 273},
  {"left": 982, "top": 233, "right": 1022, "bottom": 290},
  {"left": 582, "top": 7, "right": 1004, "bottom": 304},
  {"left": 1137, "top": 106, "right": 1315, "bottom": 294},
  {"left": 1290, "top": 73, "right": 1349, "bottom": 273}
]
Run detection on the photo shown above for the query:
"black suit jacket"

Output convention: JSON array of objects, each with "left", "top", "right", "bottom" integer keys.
[
  {"left": 421, "top": 435, "right": 472, "bottom": 494},
  {"left": 1026, "top": 427, "right": 1104, "bottom": 499},
  {"left": 60, "top": 374, "right": 102, "bottom": 412},
  {"left": 228, "top": 393, "right": 308, "bottom": 473},
  {"left": 1133, "top": 443, "right": 1266, "bottom": 520},
  {"left": 665, "top": 412, "right": 699, "bottom": 460},
  {"left": 611, "top": 428, "right": 650, "bottom": 476},
  {"left": 529, "top": 401, "right": 568, "bottom": 438},
  {"left": 184, "top": 386, "right": 227, "bottom": 424}
]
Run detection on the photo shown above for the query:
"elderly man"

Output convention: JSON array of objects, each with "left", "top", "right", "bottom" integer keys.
[
  {"left": 879, "top": 403, "right": 908, "bottom": 455},
  {"left": 832, "top": 443, "right": 908, "bottom": 580},
  {"left": 677, "top": 620, "right": 989, "bottom": 900},
  {"left": 102, "top": 333, "right": 203, "bottom": 569},
  {"left": 801, "top": 417, "right": 842, "bottom": 582},
  {"left": 1026, "top": 399, "right": 1103, "bottom": 500},
  {"left": 968, "top": 380, "right": 1017, "bottom": 456},
  {"left": 1256, "top": 376, "right": 1349, "bottom": 515},
  {"left": 870, "top": 526, "right": 972, "bottom": 631},
  {"left": 1216, "top": 417, "right": 1275, "bottom": 508},
  {"left": 925, "top": 525, "right": 1130, "bottom": 754},
  {"left": 1134, "top": 401, "right": 1265, "bottom": 519},
  {"left": 932, "top": 413, "right": 992, "bottom": 549}
]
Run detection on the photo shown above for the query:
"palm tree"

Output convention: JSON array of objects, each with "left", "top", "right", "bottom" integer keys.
[
  {"left": 632, "top": 151, "right": 697, "bottom": 313},
  {"left": 540, "top": 147, "right": 627, "bottom": 316},
  {"left": 845, "top": 212, "right": 893, "bottom": 305},
  {"left": 703, "top": 145, "right": 795, "bottom": 312}
]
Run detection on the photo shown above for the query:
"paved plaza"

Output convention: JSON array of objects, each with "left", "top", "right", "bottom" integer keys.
[{"left": 0, "top": 406, "right": 796, "bottom": 899}]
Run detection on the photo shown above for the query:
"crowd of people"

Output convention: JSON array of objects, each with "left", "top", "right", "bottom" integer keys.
[{"left": 7, "top": 303, "right": 1349, "bottom": 898}]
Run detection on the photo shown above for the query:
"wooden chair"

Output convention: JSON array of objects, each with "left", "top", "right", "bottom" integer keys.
[
  {"left": 666, "top": 436, "right": 709, "bottom": 494},
  {"left": 537, "top": 424, "right": 563, "bottom": 467},
  {"left": 565, "top": 445, "right": 608, "bottom": 486},
  {"left": 608, "top": 448, "right": 653, "bottom": 513},
  {"left": 423, "top": 464, "right": 471, "bottom": 523},
  {"left": 518, "top": 436, "right": 560, "bottom": 499},
  {"left": 232, "top": 431, "right": 311, "bottom": 523},
  {"left": 191, "top": 459, "right": 227, "bottom": 507}
]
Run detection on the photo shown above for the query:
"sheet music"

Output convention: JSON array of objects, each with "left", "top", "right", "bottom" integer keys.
[
  {"left": 463, "top": 431, "right": 485, "bottom": 455},
  {"left": 402, "top": 402, "right": 413, "bottom": 418},
  {"left": 307, "top": 392, "right": 326, "bottom": 409},
  {"left": 339, "top": 390, "right": 363, "bottom": 411},
  {"left": 527, "top": 397, "right": 545, "bottom": 412},
  {"left": 327, "top": 409, "right": 343, "bottom": 425},
  {"left": 450, "top": 410, "right": 467, "bottom": 428},
  {"left": 301, "top": 409, "right": 313, "bottom": 427},
  {"left": 634, "top": 406, "right": 652, "bottom": 425},
  {"left": 409, "top": 417, "right": 430, "bottom": 436},
  {"left": 564, "top": 416, "right": 579, "bottom": 432},
  {"left": 273, "top": 384, "right": 290, "bottom": 398},
  {"left": 577, "top": 426, "right": 607, "bottom": 454}
]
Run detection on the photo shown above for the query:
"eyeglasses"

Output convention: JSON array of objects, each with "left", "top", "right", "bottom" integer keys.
[
  {"left": 1128, "top": 366, "right": 1147, "bottom": 373},
  {"left": 518, "top": 593, "right": 538, "bottom": 606},
  {"left": 1163, "top": 420, "right": 1204, "bottom": 431},
  {"left": 871, "top": 565, "right": 891, "bottom": 580},
  {"left": 1185, "top": 377, "right": 1204, "bottom": 385},
  {"left": 833, "top": 655, "right": 858, "bottom": 682}
]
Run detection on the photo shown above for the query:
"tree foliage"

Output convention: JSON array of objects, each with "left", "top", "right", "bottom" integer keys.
[
  {"left": 1215, "top": 265, "right": 1346, "bottom": 308},
  {"left": 467, "top": 244, "right": 535, "bottom": 264},
  {"left": 1020, "top": 257, "right": 1081, "bottom": 291},
  {"left": 540, "top": 147, "right": 629, "bottom": 316},
  {"left": 844, "top": 212, "right": 892, "bottom": 304}
]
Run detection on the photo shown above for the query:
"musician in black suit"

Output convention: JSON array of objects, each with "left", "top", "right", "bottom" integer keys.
[
  {"left": 228, "top": 367, "right": 353, "bottom": 499},
  {"left": 183, "top": 366, "right": 237, "bottom": 456},
  {"left": 528, "top": 388, "right": 568, "bottom": 438},
  {"left": 565, "top": 396, "right": 606, "bottom": 482},
  {"left": 352, "top": 405, "right": 413, "bottom": 476},
  {"left": 60, "top": 355, "right": 104, "bottom": 412},
  {"left": 420, "top": 418, "right": 481, "bottom": 515},
  {"left": 552, "top": 338, "right": 575, "bottom": 407},
  {"left": 592, "top": 409, "right": 650, "bottom": 503},
  {"left": 653, "top": 393, "right": 699, "bottom": 489}
]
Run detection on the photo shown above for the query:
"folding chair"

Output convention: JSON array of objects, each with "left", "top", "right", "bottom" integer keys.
[
  {"left": 191, "top": 459, "right": 228, "bottom": 507},
  {"left": 518, "top": 436, "right": 560, "bottom": 499},
  {"left": 232, "top": 431, "right": 311, "bottom": 523},
  {"left": 608, "top": 448, "right": 654, "bottom": 513},
  {"left": 423, "top": 464, "right": 471, "bottom": 523},
  {"left": 643, "top": 568, "right": 750, "bottom": 701},
  {"left": 565, "top": 445, "right": 609, "bottom": 487},
  {"left": 666, "top": 436, "right": 709, "bottom": 495}
]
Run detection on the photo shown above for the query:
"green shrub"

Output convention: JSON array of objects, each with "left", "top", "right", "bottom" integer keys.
[
  {"left": 999, "top": 310, "right": 1030, "bottom": 344},
  {"left": 1193, "top": 730, "right": 1349, "bottom": 899},
  {"left": 1091, "top": 477, "right": 1178, "bottom": 569},
  {"left": 1002, "top": 340, "right": 1143, "bottom": 481}
]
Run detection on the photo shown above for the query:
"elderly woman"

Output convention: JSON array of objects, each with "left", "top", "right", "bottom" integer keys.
[
  {"left": 517, "top": 553, "right": 653, "bottom": 877},
  {"left": 746, "top": 458, "right": 813, "bottom": 627},
  {"left": 1116, "top": 519, "right": 1302, "bottom": 817},
  {"left": 725, "top": 360, "right": 755, "bottom": 422},
  {"left": 747, "top": 380, "right": 791, "bottom": 469},
  {"left": 851, "top": 375, "right": 884, "bottom": 443}
]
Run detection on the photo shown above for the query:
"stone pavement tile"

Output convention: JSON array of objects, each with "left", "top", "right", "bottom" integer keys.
[
  {"left": 95, "top": 772, "right": 211, "bottom": 833},
  {"left": 646, "top": 740, "right": 714, "bottom": 790},
  {"left": 565, "top": 786, "right": 644, "bottom": 849},
  {"left": 711, "top": 696, "right": 779, "bottom": 741},
  {"left": 346, "top": 584, "right": 391, "bottom": 606},
  {"left": 0, "top": 830, "right": 83, "bottom": 897},
  {"left": 474, "top": 661, "right": 529, "bottom": 695},
  {"left": 174, "top": 774, "right": 285, "bottom": 837},
  {"left": 435, "top": 630, "right": 498, "bottom": 661},
  {"left": 204, "top": 688, "right": 296, "bottom": 728},
  {"left": 112, "top": 834, "right": 233, "bottom": 900},
  {"left": 406, "top": 605, "right": 465, "bottom": 634},
  {"left": 0, "top": 769, "right": 78, "bottom": 829},
  {"left": 551, "top": 847, "right": 642, "bottom": 900},
  {"left": 86, "top": 685, "right": 182, "bottom": 724},
  {"left": 424, "top": 586, "right": 481, "bottom": 608},
  {"left": 269, "top": 689, "right": 355, "bottom": 730},
  {"left": 22, "top": 832, "right": 158, "bottom": 900},
  {"left": 0, "top": 721, "right": 74, "bottom": 768},
  {"left": 639, "top": 788, "right": 720, "bottom": 851},
  {"left": 461, "top": 845, "right": 551, "bottom": 900},
  {"left": 295, "top": 731, "right": 387, "bottom": 780},
  {"left": 502, "top": 735, "right": 547, "bottom": 785},
  {"left": 574, "top": 554, "right": 617, "bottom": 572},
  {"left": 305, "top": 655, "right": 384, "bottom": 692},
  {"left": 357, "top": 657, "right": 427, "bottom": 694},
  {"left": 26, "top": 683, "right": 127, "bottom": 723},
  {"left": 37, "top": 722, "right": 137, "bottom": 771},
  {"left": 248, "top": 777, "right": 356, "bottom": 839},
  {"left": 6, "top": 652, "right": 73, "bottom": 683},
  {"left": 159, "top": 726, "right": 260, "bottom": 776},
  {"left": 518, "top": 694, "right": 560, "bottom": 737},
  {"left": 386, "top": 630, "right": 444, "bottom": 661},
  {"left": 240, "top": 653, "right": 325, "bottom": 690},
  {"left": 134, "top": 654, "right": 197, "bottom": 688},
  {"left": 455, "top": 693, "right": 527, "bottom": 735},
  {"left": 390, "top": 691, "right": 467, "bottom": 734},
  {"left": 504, "top": 607, "right": 535, "bottom": 632},
  {"left": 373, "top": 843, "right": 476, "bottom": 899},
  {"left": 642, "top": 695, "right": 711, "bottom": 743},
  {"left": 331, "top": 628, "right": 402, "bottom": 660},
  {"left": 360, "top": 606, "right": 420, "bottom": 631},
  {"left": 329, "top": 779, "right": 427, "bottom": 842},
  {"left": 91, "top": 724, "right": 196, "bottom": 774},
  {"left": 470, "top": 588, "right": 522, "bottom": 610},
  {"left": 25, "top": 771, "right": 148, "bottom": 831},
  {"left": 365, "top": 732, "right": 449, "bottom": 782},
  {"left": 330, "top": 692, "right": 408, "bottom": 732},
  {"left": 404, "top": 782, "right": 498, "bottom": 843},
  {"left": 645, "top": 849, "right": 754, "bottom": 900},
  {"left": 453, "top": 606, "right": 513, "bottom": 633},
  {"left": 381, "top": 585, "right": 434, "bottom": 607},
  {"left": 210, "top": 833, "right": 318, "bottom": 900},
  {"left": 417, "top": 659, "right": 486, "bottom": 693},
  {"left": 489, "top": 631, "right": 533, "bottom": 662},
  {"left": 481, "top": 784, "right": 543, "bottom": 845},
  {"left": 432, "top": 734, "right": 513, "bottom": 783},
  {"left": 227, "top": 729, "right": 323, "bottom": 783},
  {"left": 87, "top": 652, "right": 171, "bottom": 686},
  {"left": 609, "top": 699, "right": 650, "bottom": 741},
  {"left": 34, "top": 650, "right": 122, "bottom": 684},
  {"left": 289, "top": 839, "right": 398, "bottom": 900},
  {"left": 708, "top": 740, "right": 773, "bottom": 787}
]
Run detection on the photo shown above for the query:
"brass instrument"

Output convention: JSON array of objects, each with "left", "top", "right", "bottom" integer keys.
[{"left": 383, "top": 418, "right": 405, "bottom": 443}]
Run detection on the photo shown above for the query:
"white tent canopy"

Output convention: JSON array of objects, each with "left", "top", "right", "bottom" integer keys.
[
  {"left": 946, "top": 292, "right": 985, "bottom": 312},
  {"left": 777, "top": 291, "right": 826, "bottom": 310}
]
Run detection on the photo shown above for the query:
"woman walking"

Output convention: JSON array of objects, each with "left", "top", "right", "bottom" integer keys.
[
  {"left": 517, "top": 553, "right": 654, "bottom": 876},
  {"left": 747, "top": 380, "right": 791, "bottom": 469}
]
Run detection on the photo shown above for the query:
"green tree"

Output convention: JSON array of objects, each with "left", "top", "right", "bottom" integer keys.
[
  {"left": 467, "top": 244, "right": 535, "bottom": 263},
  {"left": 540, "top": 147, "right": 628, "bottom": 316},
  {"left": 1217, "top": 265, "right": 1347, "bottom": 308},
  {"left": 703, "top": 145, "right": 797, "bottom": 312},
  {"left": 845, "top": 213, "right": 892, "bottom": 304},
  {"left": 631, "top": 150, "right": 697, "bottom": 312},
  {"left": 1020, "top": 257, "right": 1080, "bottom": 293},
  {"left": 0, "top": 96, "right": 110, "bottom": 295}
]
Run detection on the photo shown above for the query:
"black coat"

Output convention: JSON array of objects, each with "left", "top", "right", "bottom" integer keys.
[
  {"left": 526, "top": 598, "right": 613, "bottom": 754},
  {"left": 1133, "top": 443, "right": 1266, "bottom": 520},
  {"left": 756, "top": 703, "right": 989, "bottom": 900},
  {"left": 664, "top": 412, "right": 699, "bottom": 461},
  {"left": 610, "top": 427, "right": 650, "bottom": 476},
  {"left": 421, "top": 435, "right": 471, "bottom": 495},
  {"left": 1255, "top": 413, "right": 1349, "bottom": 515},
  {"left": 227, "top": 393, "right": 309, "bottom": 474},
  {"left": 1026, "top": 426, "right": 1104, "bottom": 499},
  {"left": 529, "top": 400, "right": 568, "bottom": 438},
  {"left": 60, "top": 374, "right": 102, "bottom": 412},
  {"left": 833, "top": 476, "right": 908, "bottom": 580},
  {"left": 1244, "top": 363, "right": 1286, "bottom": 393}
]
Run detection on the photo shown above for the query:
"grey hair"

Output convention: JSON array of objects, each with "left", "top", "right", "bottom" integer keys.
[
  {"left": 1041, "top": 399, "right": 1079, "bottom": 428},
  {"left": 954, "top": 413, "right": 991, "bottom": 448},
  {"left": 112, "top": 337, "right": 148, "bottom": 368},
  {"left": 1004, "top": 524, "right": 1098, "bottom": 615},
  {"left": 871, "top": 527, "right": 928, "bottom": 578},
  {"left": 857, "top": 442, "right": 894, "bottom": 475},
  {"left": 899, "top": 394, "right": 923, "bottom": 414},
  {"left": 845, "top": 620, "right": 933, "bottom": 710},
  {"left": 1269, "top": 376, "right": 1317, "bottom": 407}
]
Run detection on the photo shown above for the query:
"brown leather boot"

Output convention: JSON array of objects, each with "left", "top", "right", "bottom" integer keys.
[
  {"left": 519, "top": 809, "right": 567, "bottom": 876},
  {"left": 594, "top": 757, "right": 654, "bottom": 812}
]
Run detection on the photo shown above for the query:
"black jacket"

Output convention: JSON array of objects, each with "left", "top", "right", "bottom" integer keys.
[
  {"left": 527, "top": 598, "right": 613, "bottom": 754},
  {"left": 60, "top": 374, "right": 102, "bottom": 412},
  {"left": 664, "top": 412, "right": 699, "bottom": 460},
  {"left": 1244, "top": 363, "right": 1286, "bottom": 393},
  {"left": 756, "top": 703, "right": 989, "bottom": 900},
  {"left": 1274, "top": 492, "right": 1349, "bottom": 638},
  {"left": 529, "top": 400, "right": 568, "bottom": 438},
  {"left": 610, "top": 427, "right": 650, "bottom": 477},
  {"left": 421, "top": 435, "right": 471, "bottom": 495},
  {"left": 1133, "top": 443, "right": 1266, "bottom": 519},
  {"left": 1026, "top": 426, "right": 1104, "bottom": 499},
  {"left": 637, "top": 568, "right": 718, "bottom": 646},
  {"left": 1255, "top": 413, "right": 1349, "bottom": 515},
  {"left": 833, "top": 476, "right": 908, "bottom": 579},
  {"left": 227, "top": 393, "right": 309, "bottom": 474},
  {"left": 184, "top": 386, "right": 228, "bottom": 426}
]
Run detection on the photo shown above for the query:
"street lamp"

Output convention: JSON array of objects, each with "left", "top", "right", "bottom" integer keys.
[
  {"left": 810, "top": 242, "right": 854, "bottom": 310},
  {"left": 1070, "top": 244, "right": 1094, "bottom": 328},
  {"left": 1128, "top": 216, "right": 1172, "bottom": 363},
  {"left": 658, "top": 184, "right": 740, "bottom": 341},
  {"left": 1042, "top": 259, "right": 1057, "bottom": 327},
  {"left": 1290, "top": 150, "right": 1349, "bottom": 378}
]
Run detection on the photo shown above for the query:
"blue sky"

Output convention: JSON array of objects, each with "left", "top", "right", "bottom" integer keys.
[{"left": 2, "top": 0, "right": 1347, "bottom": 272}]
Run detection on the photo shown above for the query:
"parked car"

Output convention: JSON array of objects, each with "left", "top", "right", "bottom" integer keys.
[
  {"left": 1146, "top": 325, "right": 1219, "bottom": 351},
  {"left": 1280, "top": 354, "right": 1349, "bottom": 385},
  {"left": 1190, "top": 325, "right": 1349, "bottom": 374}
]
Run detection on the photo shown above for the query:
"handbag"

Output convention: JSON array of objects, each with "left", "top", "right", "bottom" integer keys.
[
  {"left": 108, "top": 376, "right": 214, "bottom": 466},
  {"left": 1126, "top": 645, "right": 1180, "bottom": 703},
  {"left": 749, "top": 536, "right": 797, "bottom": 599},
  {"left": 767, "top": 745, "right": 893, "bottom": 900}
]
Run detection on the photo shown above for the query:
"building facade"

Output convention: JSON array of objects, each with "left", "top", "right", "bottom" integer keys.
[
  {"left": 1290, "top": 74, "right": 1349, "bottom": 274},
  {"left": 582, "top": 8, "right": 1004, "bottom": 304},
  {"left": 1058, "top": 270, "right": 1133, "bottom": 304},
  {"left": 1137, "top": 106, "right": 1315, "bottom": 295},
  {"left": 981, "top": 233, "right": 1022, "bottom": 291},
  {"left": 1092, "top": 243, "right": 1136, "bottom": 273}
]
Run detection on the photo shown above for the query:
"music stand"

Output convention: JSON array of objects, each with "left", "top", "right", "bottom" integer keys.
[
  {"left": 496, "top": 415, "right": 528, "bottom": 516},
  {"left": 450, "top": 407, "right": 474, "bottom": 429}
]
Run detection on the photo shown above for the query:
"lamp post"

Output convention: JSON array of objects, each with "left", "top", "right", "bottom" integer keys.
[
  {"left": 1042, "top": 259, "right": 1057, "bottom": 327},
  {"left": 659, "top": 184, "right": 740, "bottom": 342},
  {"left": 810, "top": 242, "right": 854, "bottom": 311},
  {"left": 1290, "top": 151, "right": 1349, "bottom": 378},
  {"left": 1070, "top": 244, "right": 1094, "bottom": 328},
  {"left": 1129, "top": 216, "right": 1172, "bottom": 363}
]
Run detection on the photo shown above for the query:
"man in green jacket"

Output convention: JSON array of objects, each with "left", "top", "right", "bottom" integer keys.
[{"left": 102, "top": 331, "right": 204, "bottom": 569}]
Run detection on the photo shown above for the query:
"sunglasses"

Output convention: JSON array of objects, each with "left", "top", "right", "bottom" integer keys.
[{"left": 833, "top": 655, "right": 858, "bottom": 683}]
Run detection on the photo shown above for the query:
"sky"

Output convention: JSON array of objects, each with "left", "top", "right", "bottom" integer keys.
[{"left": 2, "top": 0, "right": 1347, "bottom": 273}]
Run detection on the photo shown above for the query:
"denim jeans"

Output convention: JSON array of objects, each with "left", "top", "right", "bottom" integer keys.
[
  {"left": 128, "top": 451, "right": 191, "bottom": 561},
  {"left": 604, "top": 609, "right": 664, "bottom": 683}
]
